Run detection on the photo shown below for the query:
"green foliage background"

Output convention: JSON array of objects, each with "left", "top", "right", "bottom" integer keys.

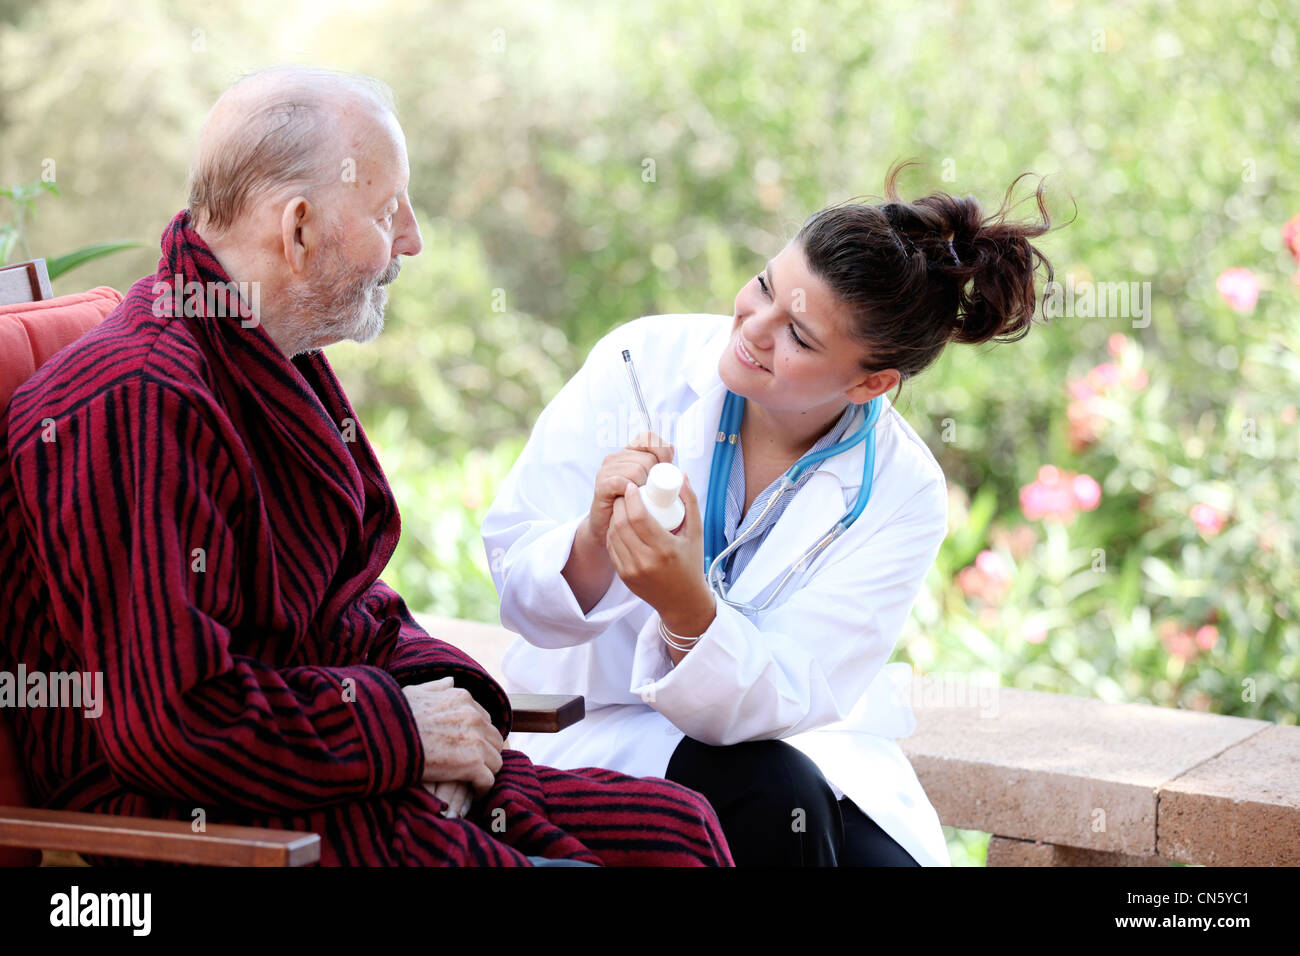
[{"left": 4, "top": 0, "right": 1296, "bottom": 866}]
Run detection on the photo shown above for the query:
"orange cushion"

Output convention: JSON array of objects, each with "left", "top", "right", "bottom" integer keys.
[
  {"left": 0, "top": 284, "right": 122, "bottom": 864},
  {"left": 0, "top": 286, "right": 123, "bottom": 412}
]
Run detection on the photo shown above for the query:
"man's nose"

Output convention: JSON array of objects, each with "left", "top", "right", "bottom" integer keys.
[{"left": 395, "top": 204, "right": 423, "bottom": 258}]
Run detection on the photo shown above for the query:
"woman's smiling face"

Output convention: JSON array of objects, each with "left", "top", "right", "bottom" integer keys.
[{"left": 718, "top": 241, "right": 894, "bottom": 415}]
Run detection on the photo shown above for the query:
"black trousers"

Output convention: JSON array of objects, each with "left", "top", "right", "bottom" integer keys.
[{"left": 665, "top": 736, "right": 921, "bottom": 867}]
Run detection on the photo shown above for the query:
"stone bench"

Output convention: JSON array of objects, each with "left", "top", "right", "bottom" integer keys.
[{"left": 418, "top": 614, "right": 1300, "bottom": 867}]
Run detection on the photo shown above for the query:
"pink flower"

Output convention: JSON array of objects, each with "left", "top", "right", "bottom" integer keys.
[
  {"left": 1072, "top": 474, "right": 1102, "bottom": 511},
  {"left": 1066, "top": 401, "right": 1105, "bottom": 451},
  {"left": 1190, "top": 502, "right": 1226, "bottom": 537},
  {"left": 958, "top": 549, "right": 1014, "bottom": 604},
  {"left": 1064, "top": 354, "right": 1148, "bottom": 451},
  {"left": 990, "top": 524, "right": 1037, "bottom": 560},
  {"left": 1283, "top": 215, "right": 1300, "bottom": 264},
  {"left": 1216, "top": 268, "right": 1260, "bottom": 313},
  {"left": 1020, "top": 466, "right": 1103, "bottom": 524},
  {"left": 1088, "top": 362, "right": 1123, "bottom": 389},
  {"left": 1068, "top": 379, "right": 1097, "bottom": 402},
  {"left": 1020, "top": 481, "right": 1071, "bottom": 522},
  {"left": 1195, "top": 625, "right": 1219, "bottom": 651},
  {"left": 1159, "top": 622, "right": 1198, "bottom": 662},
  {"left": 956, "top": 566, "right": 984, "bottom": 599},
  {"left": 975, "top": 549, "right": 1011, "bottom": 587}
]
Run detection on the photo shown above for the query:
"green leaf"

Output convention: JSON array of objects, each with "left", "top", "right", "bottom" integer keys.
[
  {"left": 966, "top": 484, "right": 998, "bottom": 539},
  {"left": 5, "top": 182, "right": 46, "bottom": 206},
  {"left": 1116, "top": 550, "right": 1143, "bottom": 614},
  {"left": 948, "top": 483, "right": 999, "bottom": 569},
  {"left": 46, "top": 241, "right": 142, "bottom": 280}
]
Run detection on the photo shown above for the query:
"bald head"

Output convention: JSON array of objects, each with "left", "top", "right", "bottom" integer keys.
[
  {"left": 183, "top": 66, "right": 422, "bottom": 358},
  {"left": 188, "top": 66, "right": 396, "bottom": 234}
]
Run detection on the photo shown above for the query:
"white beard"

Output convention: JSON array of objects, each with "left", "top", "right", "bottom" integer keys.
[
  {"left": 347, "top": 281, "right": 389, "bottom": 344},
  {"left": 289, "top": 251, "right": 400, "bottom": 351}
]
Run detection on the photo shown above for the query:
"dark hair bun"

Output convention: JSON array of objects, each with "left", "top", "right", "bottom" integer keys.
[
  {"left": 901, "top": 163, "right": 1055, "bottom": 347},
  {"left": 795, "top": 160, "right": 1059, "bottom": 388}
]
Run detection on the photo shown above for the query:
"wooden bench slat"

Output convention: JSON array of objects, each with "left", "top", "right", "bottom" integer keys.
[{"left": 0, "top": 806, "right": 320, "bottom": 866}]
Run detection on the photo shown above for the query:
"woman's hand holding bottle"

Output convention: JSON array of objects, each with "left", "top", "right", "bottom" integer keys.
[
  {"left": 563, "top": 432, "right": 674, "bottom": 614},
  {"left": 584, "top": 432, "right": 675, "bottom": 542}
]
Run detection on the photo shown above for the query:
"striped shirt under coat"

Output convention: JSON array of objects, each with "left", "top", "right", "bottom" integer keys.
[
  {"left": 0, "top": 210, "right": 731, "bottom": 867},
  {"left": 719, "top": 401, "right": 861, "bottom": 602}
]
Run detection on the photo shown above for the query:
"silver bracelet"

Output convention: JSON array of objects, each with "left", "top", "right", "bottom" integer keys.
[{"left": 658, "top": 616, "right": 700, "bottom": 651}]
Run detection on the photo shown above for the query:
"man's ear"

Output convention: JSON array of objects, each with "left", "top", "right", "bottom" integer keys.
[
  {"left": 278, "top": 196, "right": 314, "bottom": 276},
  {"left": 846, "top": 368, "right": 900, "bottom": 405}
]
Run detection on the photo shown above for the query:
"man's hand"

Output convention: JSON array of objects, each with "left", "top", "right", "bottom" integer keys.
[
  {"left": 402, "top": 676, "right": 504, "bottom": 797},
  {"left": 427, "top": 780, "right": 475, "bottom": 819}
]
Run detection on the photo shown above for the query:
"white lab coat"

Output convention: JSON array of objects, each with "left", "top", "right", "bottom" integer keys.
[{"left": 481, "top": 313, "right": 952, "bottom": 867}]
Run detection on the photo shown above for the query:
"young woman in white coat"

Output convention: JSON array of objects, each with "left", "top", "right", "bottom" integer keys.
[{"left": 481, "top": 163, "right": 1055, "bottom": 866}]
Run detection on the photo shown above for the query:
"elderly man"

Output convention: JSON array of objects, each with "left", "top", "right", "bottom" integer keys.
[{"left": 0, "top": 67, "right": 731, "bottom": 866}]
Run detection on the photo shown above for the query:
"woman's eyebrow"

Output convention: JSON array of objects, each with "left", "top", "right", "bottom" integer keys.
[{"left": 766, "top": 261, "right": 825, "bottom": 348}]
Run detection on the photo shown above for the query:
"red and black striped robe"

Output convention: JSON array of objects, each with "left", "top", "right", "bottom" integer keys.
[{"left": 0, "top": 211, "right": 731, "bottom": 866}]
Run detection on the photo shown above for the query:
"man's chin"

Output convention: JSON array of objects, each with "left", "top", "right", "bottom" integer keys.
[
  {"left": 342, "top": 287, "right": 389, "bottom": 344},
  {"left": 349, "top": 316, "right": 386, "bottom": 345},
  {"left": 306, "top": 309, "right": 385, "bottom": 351},
  {"left": 348, "top": 299, "right": 387, "bottom": 344}
]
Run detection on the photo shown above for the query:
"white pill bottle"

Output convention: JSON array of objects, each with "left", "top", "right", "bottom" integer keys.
[{"left": 640, "top": 462, "right": 686, "bottom": 535}]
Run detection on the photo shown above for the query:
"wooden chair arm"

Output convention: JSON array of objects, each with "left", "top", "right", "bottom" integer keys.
[
  {"left": 0, "top": 806, "right": 319, "bottom": 866},
  {"left": 0, "top": 696, "right": 581, "bottom": 867},
  {"left": 0, "top": 258, "right": 53, "bottom": 306},
  {"left": 509, "top": 694, "right": 584, "bottom": 734}
]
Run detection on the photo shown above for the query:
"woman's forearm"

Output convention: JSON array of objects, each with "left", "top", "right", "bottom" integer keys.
[{"left": 562, "top": 517, "right": 617, "bottom": 615}]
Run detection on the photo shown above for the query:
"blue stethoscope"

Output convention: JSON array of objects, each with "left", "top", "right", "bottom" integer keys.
[{"left": 704, "top": 391, "right": 883, "bottom": 615}]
